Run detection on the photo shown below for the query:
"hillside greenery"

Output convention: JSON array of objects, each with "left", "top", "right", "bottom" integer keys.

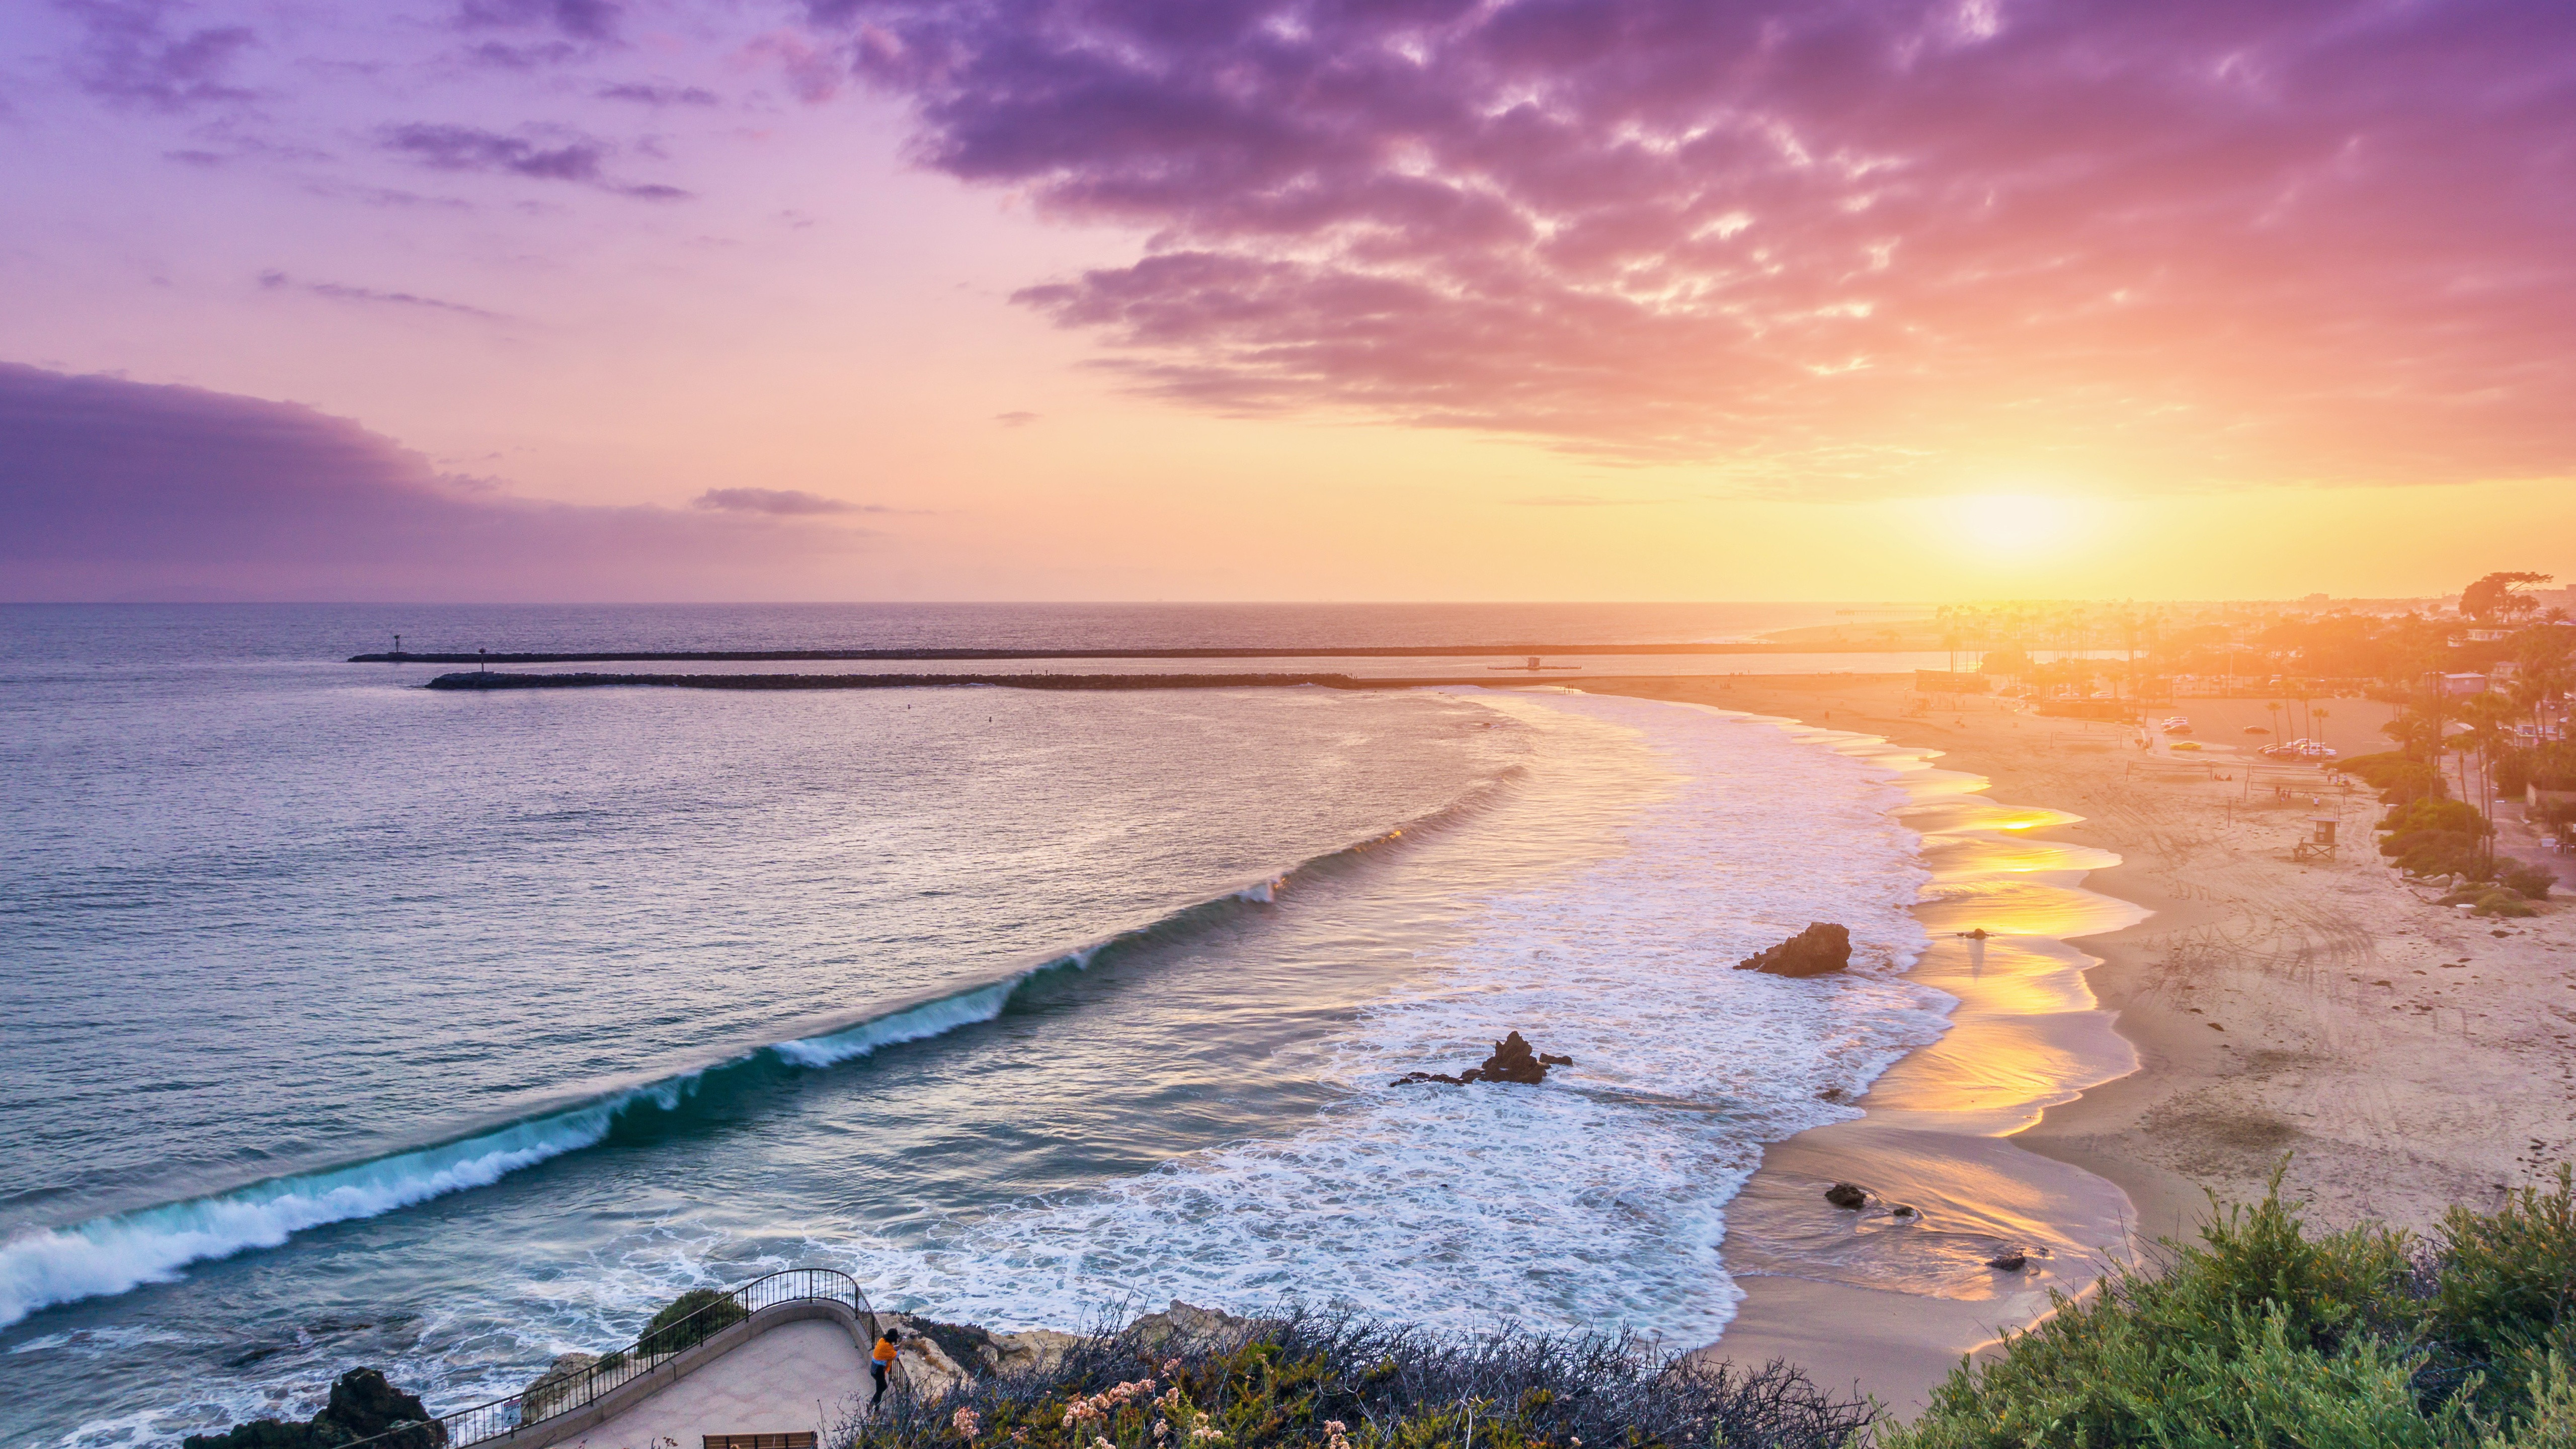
[{"left": 1888, "top": 1168, "right": 2576, "bottom": 1449}]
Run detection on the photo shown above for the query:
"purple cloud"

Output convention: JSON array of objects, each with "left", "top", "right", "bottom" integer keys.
[
  {"left": 800, "top": 0, "right": 2576, "bottom": 488},
  {"left": 693, "top": 487, "right": 878, "bottom": 515},
  {"left": 598, "top": 81, "right": 720, "bottom": 107},
  {"left": 375, "top": 122, "right": 689, "bottom": 198},
  {"left": 59, "top": 0, "right": 256, "bottom": 113},
  {"left": 462, "top": 39, "right": 580, "bottom": 69},
  {"left": 0, "top": 364, "right": 868, "bottom": 601},
  {"left": 378, "top": 122, "right": 603, "bottom": 180},
  {"left": 454, "top": 0, "right": 620, "bottom": 42},
  {"left": 257, "top": 270, "right": 505, "bottom": 320}
]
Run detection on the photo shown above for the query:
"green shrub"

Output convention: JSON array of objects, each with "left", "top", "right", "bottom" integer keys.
[
  {"left": 2426, "top": 1169, "right": 2576, "bottom": 1420},
  {"left": 2345, "top": 752, "right": 2449, "bottom": 805},
  {"left": 2502, "top": 862, "right": 2559, "bottom": 901},
  {"left": 638, "top": 1287, "right": 747, "bottom": 1356},
  {"left": 1891, "top": 1167, "right": 2576, "bottom": 1449},
  {"left": 2483, "top": 1354, "right": 2576, "bottom": 1447},
  {"left": 2384, "top": 830, "right": 2493, "bottom": 881},
  {"left": 2383, "top": 798, "right": 2491, "bottom": 837}
]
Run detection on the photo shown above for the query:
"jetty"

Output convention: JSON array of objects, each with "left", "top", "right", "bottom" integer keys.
[
  {"left": 357, "top": 642, "right": 1846, "bottom": 665},
  {"left": 424, "top": 670, "right": 1403, "bottom": 692}
]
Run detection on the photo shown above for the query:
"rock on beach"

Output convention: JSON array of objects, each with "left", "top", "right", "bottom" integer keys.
[{"left": 1733, "top": 923, "right": 1853, "bottom": 977}]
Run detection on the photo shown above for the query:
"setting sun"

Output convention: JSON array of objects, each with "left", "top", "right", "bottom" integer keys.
[{"left": 1954, "top": 493, "right": 2092, "bottom": 556}]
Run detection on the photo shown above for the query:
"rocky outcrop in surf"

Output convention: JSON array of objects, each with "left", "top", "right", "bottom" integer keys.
[
  {"left": 1392, "top": 1030, "right": 1573, "bottom": 1086},
  {"left": 182, "top": 1367, "right": 445, "bottom": 1449},
  {"left": 1733, "top": 923, "right": 1852, "bottom": 977}
]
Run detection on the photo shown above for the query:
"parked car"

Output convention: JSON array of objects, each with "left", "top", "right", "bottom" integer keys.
[{"left": 2260, "top": 739, "right": 2338, "bottom": 761}]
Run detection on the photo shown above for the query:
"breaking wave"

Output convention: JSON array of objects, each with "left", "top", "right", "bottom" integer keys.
[{"left": 0, "top": 792, "right": 1493, "bottom": 1331}]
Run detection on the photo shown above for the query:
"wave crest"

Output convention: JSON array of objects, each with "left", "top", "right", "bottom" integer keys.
[{"left": 0, "top": 787, "right": 1503, "bottom": 1330}]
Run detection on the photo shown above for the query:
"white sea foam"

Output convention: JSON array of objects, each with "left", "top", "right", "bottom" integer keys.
[
  {"left": 0, "top": 1078, "right": 706, "bottom": 1330},
  {"left": 829, "top": 692, "right": 1949, "bottom": 1339},
  {"left": 772, "top": 979, "right": 1026, "bottom": 1069}
]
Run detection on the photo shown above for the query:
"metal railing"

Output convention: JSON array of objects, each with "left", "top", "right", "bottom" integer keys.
[{"left": 345, "top": 1269, "right": 875, "bottom": 1449}]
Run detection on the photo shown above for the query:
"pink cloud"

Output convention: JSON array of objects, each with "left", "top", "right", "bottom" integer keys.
[{"left": 802, "top": 0, "right": 2576, "bottom": 489}]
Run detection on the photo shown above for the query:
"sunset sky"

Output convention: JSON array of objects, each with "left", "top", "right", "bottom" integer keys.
[{"left": 5, "top": 0, "right": 2572, "bottom": 601}]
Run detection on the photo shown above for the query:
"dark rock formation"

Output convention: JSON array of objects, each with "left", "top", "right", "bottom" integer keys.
[
  {"left": 1987, "top": 1252, "right": 2029, "bottom": 1271},
  {"left": 183, "top": 1369, "right": 446, "bottom": 1449},
  {"left": 1824, "top": 1182, "right": 1869, "bottom": 1210},
  {"left": 1126, "top": 1300, "right": 1263, "bottom": 1349},
  {"left": 1733, "top": 923, "right": 1852, "bottom": 977},
  {"left": 1888, "top": 1204, "right": 1920, "bottom": 1220},
  {"left": 1394, "top": 1030, "right": 1569, "bottom": 1086},
  {"left": 519, "top": 1352, "right": 599, "bottom": 1422},
  {"left": 1476, "top": 1030, "right": 1549, "bottom": 1083}
]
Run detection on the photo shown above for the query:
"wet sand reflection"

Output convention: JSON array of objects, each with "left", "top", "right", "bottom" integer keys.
[{"left": 1707, "top": 723, "right": 2143, "bottom": 1313}]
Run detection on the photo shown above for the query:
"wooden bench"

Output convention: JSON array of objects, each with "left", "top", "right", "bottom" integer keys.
[{"left": 704, "top": 1435, "right": 817, "bottom": 1449}]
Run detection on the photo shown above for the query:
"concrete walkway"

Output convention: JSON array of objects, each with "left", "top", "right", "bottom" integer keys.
[{"left": 549, "top": 1320, "right": 871, "bottom": 1449}]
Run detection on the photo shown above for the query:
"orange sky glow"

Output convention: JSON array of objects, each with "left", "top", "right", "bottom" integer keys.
[{"left": 5, "top": 0, "right": 2571, "bottom": 602}]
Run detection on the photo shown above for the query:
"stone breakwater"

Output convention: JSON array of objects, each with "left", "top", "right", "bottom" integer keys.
[
  {"left": 423, "top": 671, "right": 1385, "bottom": 692},
  {"left": 357, "top": 644, "right": 1860, "bottom": 665}
]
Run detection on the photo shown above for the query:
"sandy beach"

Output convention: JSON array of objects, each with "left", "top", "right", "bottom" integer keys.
[{"left": 1584, "top": 673, "right": 2576, "bottom": 1412}]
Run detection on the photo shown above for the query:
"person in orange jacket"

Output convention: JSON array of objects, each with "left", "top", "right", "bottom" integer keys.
[{"left": 871, "top": 1327, "right": 902, "bottom": 1405}]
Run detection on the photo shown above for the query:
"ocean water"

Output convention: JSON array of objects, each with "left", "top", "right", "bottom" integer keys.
[{"left": 0, "top": 605, "right": 1946, "bottom": 1448}]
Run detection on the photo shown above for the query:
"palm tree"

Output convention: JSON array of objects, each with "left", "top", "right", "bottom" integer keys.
[{"left": 2460, "top": 692, "right": 2524, "bottom": 863}]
